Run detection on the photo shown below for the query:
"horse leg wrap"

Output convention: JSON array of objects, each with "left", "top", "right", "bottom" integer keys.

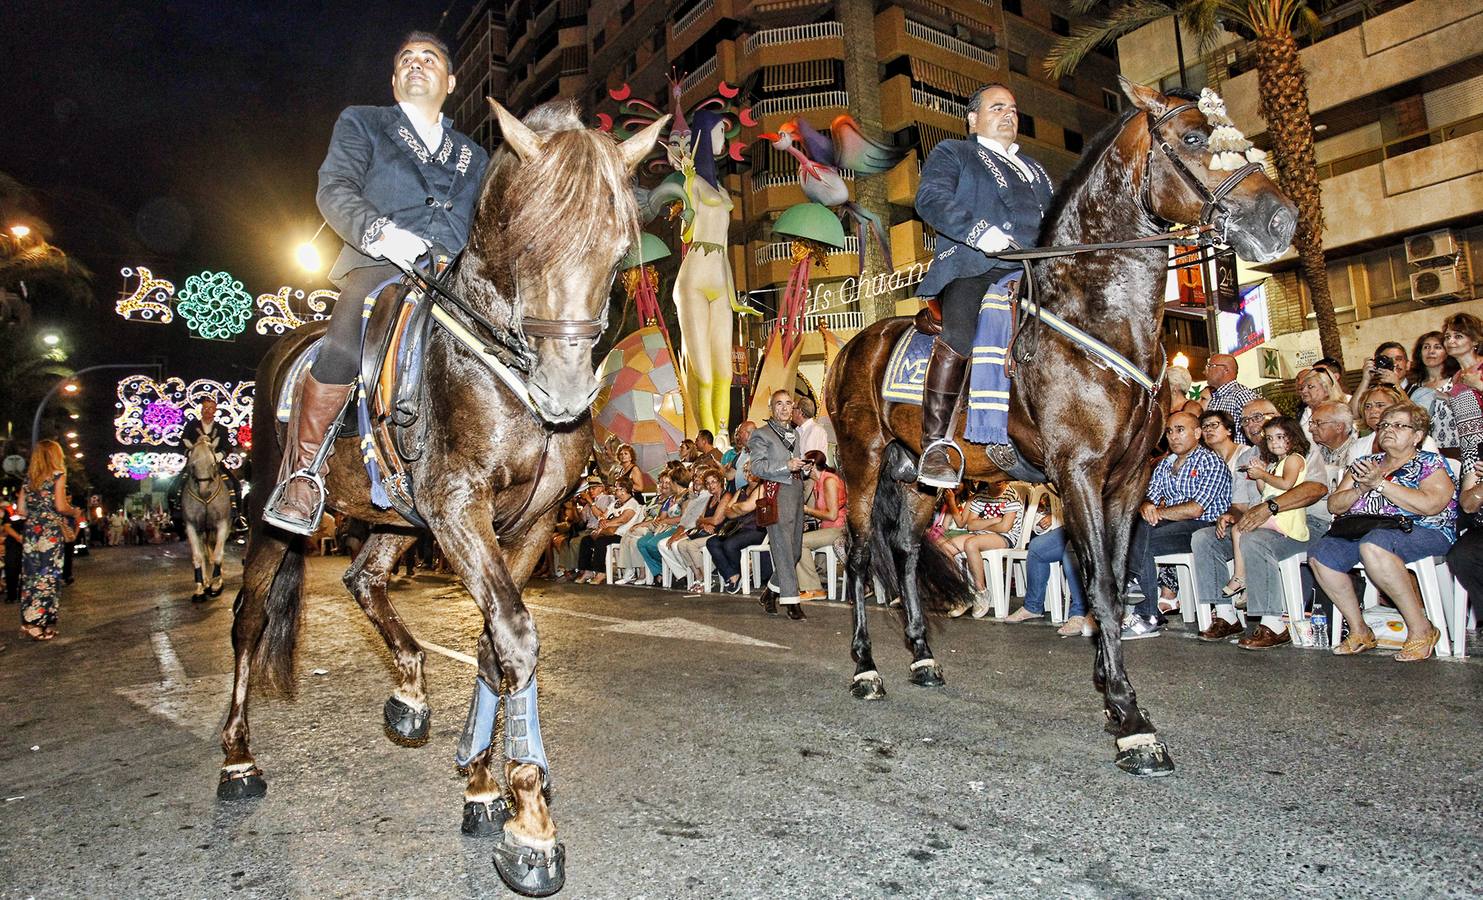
[
  {"left": 909, "top": 658, "right": 939, "bottom": 671},
  {"left": 212, "top": 562, "right": 222, "bottom": 581},
  {"left": 504, "top": 675, "right": 550, "bottom": 784},
  {"left": 456, "top": 675, "right": 501, "bottom": 768},
  {"left": 193, "top": 566, "right": 204, "bottom": 586},
  {"left": 1115, "top": 732, "right": 1159, "bottom": 751}
]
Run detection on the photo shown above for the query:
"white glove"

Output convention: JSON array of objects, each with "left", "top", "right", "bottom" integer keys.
[
  {"left": 371, "top": 225, "right": 430, "bottom": 269},
  {"left": 975, "top": 225, "right": 1012, "bottom": 254}
]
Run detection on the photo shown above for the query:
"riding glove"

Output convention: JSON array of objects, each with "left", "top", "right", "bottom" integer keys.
[
  {"left": 372, "top": 225, "right": 431, "bottom": 269},
  {"left": 975, "top": 225, "right": 1012, "bottom": 254}
]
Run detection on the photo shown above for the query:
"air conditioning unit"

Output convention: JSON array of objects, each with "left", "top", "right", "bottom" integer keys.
[
  {"left": 1410, "top": 264, "right": 1469, "bottom": 303},
  {"left": 1405, "top": 229, "right": 1460, "bottom": 265}
]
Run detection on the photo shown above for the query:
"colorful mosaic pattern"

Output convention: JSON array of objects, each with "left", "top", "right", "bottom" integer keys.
[{"left": 592, "top": 326, "right": 687, "bottom": 478}]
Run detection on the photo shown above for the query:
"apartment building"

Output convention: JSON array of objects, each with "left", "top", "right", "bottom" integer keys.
[{"left": 1119, "top": 0, "right": 1483, "bottom": 377}]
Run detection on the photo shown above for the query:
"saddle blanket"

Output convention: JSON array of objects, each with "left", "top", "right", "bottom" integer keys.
[{"left": 881, "top": 271, "right": 1017, "bottom": 444}]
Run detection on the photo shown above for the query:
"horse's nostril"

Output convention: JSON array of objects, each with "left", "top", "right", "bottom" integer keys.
[{"left": 1269, "top": 206, "right": 1296, "bottom": 238}]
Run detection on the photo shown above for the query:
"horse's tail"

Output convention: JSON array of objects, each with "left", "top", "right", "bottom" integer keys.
[{"left": 868, "top": 442, "right": 973, "bottom": 616}]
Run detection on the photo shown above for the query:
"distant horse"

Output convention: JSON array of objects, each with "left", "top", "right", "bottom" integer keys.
[
  {"left": 180, "top": 439, "right": 231, "bottom": 602},
  {"left": 826, "top": 80, "right": 1296, "bottom": 776},
  {"left": 216, "top": 100, "right": 664, "bottom": 897}
]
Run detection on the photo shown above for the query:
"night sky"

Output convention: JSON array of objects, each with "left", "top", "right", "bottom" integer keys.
[{"left": 4, "top": 1, "right": 464, "bottom": 476}]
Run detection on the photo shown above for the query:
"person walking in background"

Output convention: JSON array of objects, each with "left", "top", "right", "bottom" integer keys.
[
  {"left": 750, "top": 391, "right": 809, "bottom": 619},
  {"left": 3, "top": 499, "right": 25, "bottom": 605},
  {"left": 17, "top": 441, "right": 81, "bottom": 641}
]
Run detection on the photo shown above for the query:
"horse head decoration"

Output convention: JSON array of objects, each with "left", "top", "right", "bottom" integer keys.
[
  {"left": 827, "top": 79, "right": 1295, "bottom": 780},
  {"left": 219, "top": 99, "right": 665, "bottom": 898}
]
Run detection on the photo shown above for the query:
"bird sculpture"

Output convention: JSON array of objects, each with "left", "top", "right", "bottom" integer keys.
[{"left": 758, "top": 115, "right": 907, "bottom": 270}]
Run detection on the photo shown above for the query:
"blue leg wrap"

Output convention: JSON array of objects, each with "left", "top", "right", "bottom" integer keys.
[
  {"left": 455, "top": 675, "right": 500, "bottom": 768},
  {"left": 504, "top": 675, "right": 550, "bottom": 776}
]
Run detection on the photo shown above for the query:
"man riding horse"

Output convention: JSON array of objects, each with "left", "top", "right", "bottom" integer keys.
[
  {"left": 180, "top": 397, "right": 238, "bottom": 507},
  {"left": 264, "top": 31, "right": 489, "bottom": 535},
  {"left": 914, "top": 82, "right": 1054, "bottom": 489}
]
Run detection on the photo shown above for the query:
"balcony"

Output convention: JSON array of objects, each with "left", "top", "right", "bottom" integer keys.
[
  {"left": 740, "top": 22, "right": 846, "bottom": 75},
  {"left": 755, "top": 235, "right": 860, "bottom": 265},
  {"left": 747, "top": 170, "right": 854, "bottom": 213},
  {"left": 879, "top": 74, "right": 969, "bottom": 133},
  {"left": 884, "top": 151, "right": 921, "bottom": 207},
  {"left": 751, "top": 236, "right": 864, "bottom": 287},
  {"left": 752, "top": 90, "right": 849, "bottom": 121},
  {"left": 668, "top": 0, "right": 740, "bottom": 56},
  {"left": 678, "top": 56, "right": 718, "bottom": 96},
  {"left": 876, "top": 7, "right": 1000, "bottom": 79},
  {"left": 673, "top": 0, "right": 714, "bottom": 38}
]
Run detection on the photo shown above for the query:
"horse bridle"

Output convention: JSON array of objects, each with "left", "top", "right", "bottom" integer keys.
[{"left": 1141, "top": 103, "right": 1266, "bottom": 242}]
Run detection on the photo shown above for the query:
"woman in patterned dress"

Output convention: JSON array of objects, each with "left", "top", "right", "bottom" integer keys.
[{"left": 18, "top": 440, "right": 80, "bottom": 641}]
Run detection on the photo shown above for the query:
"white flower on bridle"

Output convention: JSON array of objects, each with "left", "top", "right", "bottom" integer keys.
[{"left": 1197, "top": 88, "right": 1267, "bottom": 171}]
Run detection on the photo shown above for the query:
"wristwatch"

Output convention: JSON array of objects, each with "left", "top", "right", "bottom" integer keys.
[{"left": 1265, "top": 499, "right": 1280, "bottom": 514}]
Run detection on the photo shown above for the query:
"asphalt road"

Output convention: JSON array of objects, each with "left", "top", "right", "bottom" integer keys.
[{"left": 2, "top": 544, "right": 1480, "bottom": 899}]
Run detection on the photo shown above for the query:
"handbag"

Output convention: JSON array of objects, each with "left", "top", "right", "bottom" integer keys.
[
  {"left": 756, "top": 480, "right": 781, "bottom": 527},
  {"left": 60, "top": 518, "right": 78, "bottom": 543},
  {"left": 1326, "top": 513, "right": 1413, "bottom": 541}
]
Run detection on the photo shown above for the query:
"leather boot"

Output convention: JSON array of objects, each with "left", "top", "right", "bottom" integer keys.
[
  {"left": 917, "top": 339, "right": 970, "bottom": 489},
  {"left": 263, "top": 374, "right": 354, "bottom": 535}
]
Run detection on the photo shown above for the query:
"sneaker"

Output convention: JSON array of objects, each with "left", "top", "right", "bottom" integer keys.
[
  {"left": 723, "top": 578, "right": 743, "bottom": 595},
  {"left": 1120, "top": 614, "right": 1163, "bottom": 641},
  {"left": 799, "top": 590, "right": 827, "bottom": 601},
  {"left": 1057, "top": 615, "right": 1087, "bottom": 637},
  {"left": 613, "top": 572, "right": 634, "bottom": 585}
]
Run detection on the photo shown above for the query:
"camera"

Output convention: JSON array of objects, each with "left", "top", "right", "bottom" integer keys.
[{"left": 1373, "top": 355, "right": 1395, "bottom": 371}]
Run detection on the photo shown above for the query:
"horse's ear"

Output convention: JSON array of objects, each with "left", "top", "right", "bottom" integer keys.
[
  {"left": 489, "top": 98, "right": 543, "bottom": 163},
  {"left": 619, "top": 115, "right": 671, "bottom": 174},
  {"left": 1119, "top": 76, "right": 1170, "bottom": 116}
]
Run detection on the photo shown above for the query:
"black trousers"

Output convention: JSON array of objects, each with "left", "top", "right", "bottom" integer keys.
[
  {"left": 1448, "top": 528, "right": 1483, "bottom": 626},
  {"left": 4, "top": 543, "right": 20, "bottom": 604},
  {"left": 310, "top": 263, "right": 400, "bottom": 384},
  {"left": 936, "top": 271, "right": 1001, "bottom": 356}
]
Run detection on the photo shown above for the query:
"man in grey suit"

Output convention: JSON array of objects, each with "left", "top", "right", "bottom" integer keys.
[
  {"left": 749, "top": 391, "right": 810, "bottom": 620},
  {"left": 265, "top": 31, "right": 490, "bottom": 534},
  {"left": 913, "top": 83, "right": 1053, "bottom": 489}
]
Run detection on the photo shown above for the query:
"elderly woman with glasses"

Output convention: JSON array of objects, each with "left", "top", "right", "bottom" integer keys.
[
  {"left": 1349, "top": 385, "right": 1439, "bottom": 463},
  {"left": 1309, "top": 402, "right": 1457, "bottom": 661},
  {"left": 1296, "top": 367, "right": 1346, "bottom": 442}
]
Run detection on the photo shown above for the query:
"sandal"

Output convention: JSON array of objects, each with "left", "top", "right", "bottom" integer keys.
[
  {"left": 1220, "top": 577, "right": 1246, "bottom": 600},
  {"left": 1394, "top": 626, "right": 1439, "bottom": 662},
  {"left": 1332, "top": 628, "right": 1377, "bottom": 656},
  {"left": 19, "top": 624, "right": 53, "bottom": 642}
]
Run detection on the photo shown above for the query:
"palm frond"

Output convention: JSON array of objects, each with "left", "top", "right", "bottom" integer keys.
[{"left": 1045, "top": 0, "right": 1185, "bottom": 78}]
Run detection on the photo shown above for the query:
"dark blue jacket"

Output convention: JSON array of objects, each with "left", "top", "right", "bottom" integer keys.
[
  {"left": 914, "top": 138, "right": 1054, "bottom": 299},
  {"left": 317, "top": 105, "right": 490, "bottom": 283}
]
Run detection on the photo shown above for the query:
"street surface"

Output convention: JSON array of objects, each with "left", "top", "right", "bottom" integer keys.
[{"left": 2, "top": 544, "right": 1480, "bottom": 898}]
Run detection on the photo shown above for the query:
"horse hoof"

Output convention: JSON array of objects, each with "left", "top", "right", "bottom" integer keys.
[
  {"left": 1114, "top": 739, "right": 1175, "bottom": 778},
  {"left": 850, "top": 676, "right": 886, "bottom": 701},
  {"left": 191, "top": 591, "right": 208, "bottom": 604},
  {"left": 208, "top": 585, "right": 224, "bottom": 597},
  {"left": 383, "top": 696, "right": 431, "bottom": 746},
  {"left": 907, "top": 662, "right": 945, "bottom": 688},
  {"left": 493, "top": 836, "right": 566, "bottom": 897},
  {"left": 461, "top": 797, "right": 513, "bottom": 837},
  {"left": 216, "top": 766, "right": 267, "bottom": 801}
]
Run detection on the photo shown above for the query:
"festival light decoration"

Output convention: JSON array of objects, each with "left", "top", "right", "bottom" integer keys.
[
  {"left": 255, "top": 286, "right": 336, "bottom": 334},
  {"left": 116, "top": 266, "right": 175, "bottom": 323},
  {"left": 115, "top": 375, "right": 254, "bottom": 446},
  {"left": 108, "top": 451, "right": 247, "bottom": 480},
  {"left": 236, "top": 424, "right": 252, "bottom": 451},
  {"left": 141, "top": 401, "right": 184, "bottom": 439},
  {"left": 176, "top": 270, "right": 255, "bottom": 340}
]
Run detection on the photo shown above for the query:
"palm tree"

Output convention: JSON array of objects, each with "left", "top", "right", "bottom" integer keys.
[
  {"left": 1047, "top": 0, "right": 1343, "bottom": 363},
  {"left": 0, "top": 328, "right": 72, "bottom": 444}
]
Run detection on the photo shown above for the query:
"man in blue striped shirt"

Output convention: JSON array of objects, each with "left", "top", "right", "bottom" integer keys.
[
  {"left": 1123, "top": 411, "right": 1233, "bottom": 639},
  {"left": 1202, "top": 354, "right": 1259, "bottom": 444}
]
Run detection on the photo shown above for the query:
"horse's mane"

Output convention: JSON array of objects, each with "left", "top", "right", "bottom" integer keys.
[
  {"left": 480, "top": 100, "right": 641, "bottom": 276},
  {"left": 1038, "top": 87, "right": 1198, "bottom": 243}
]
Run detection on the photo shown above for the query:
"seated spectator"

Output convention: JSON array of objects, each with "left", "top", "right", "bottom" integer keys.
[
  {"left": 1350, "top": 385, "right": 1440, "bottom": 461},
  {"left": 797, "top": 450, "right": 846, "bottom": 600},
  {"left": 1194, "top": 354, "right": 1258, "bottom": 444},
  {"left": 1446, "top": 445, "right": 1481, "bottom": 632},
  {"left": 1223, "top": 415, "right": 1311, "bottom": 610},
  {"left": 548, "top": 498, "right": 582, "bottom": 580},
  {"left": 613, "top": 473, "right": 681, "bottom": 585},
  {"left": 1307, "top": 401, "right": 1356, "bottom": 487},
  {"left": 1310, "top": 402, "right": 1456, "bottom": 661},
  {"left": 1348, "top": 341, "right": 1411, "bottom": 420},
  {"left": 935, "top": 476, "right": 1023, "bottom": 619},
  {"left": 722, "top": 422, "right": 754, "bottom": 493},
  {"left": 634, "top": 469, "right": 690, "bottom": 583},
  {"left": 1123, "top": 411, "right": 1232, "bottom": 639},
  {"left": 1017, "top": 490, "right": 1091, "bottom": 635},
  {"left": 694, "top": 430, "right": 725, "bottom": 468},
  {"left": 1297, "top": 367, "right": 1346, "bottom": 442},
  {"left": 1407, "top": 331, "right": 1459, "bottom": 442},
  {"left": 1439, "top": 312, "right": 1483, "bottom": 460},
  {"left": 665, "top": 470, "right": 733, "bottom": 589},
  {"left": 614, "top": 443, "right": 646, "bottom": 499},
  {"left": 708, "top": 469, "right": 768, "bottom": 593},
  {"left": 574, "top": 479, "right": 643, "bottom": 584},
  {"left": 677, "top": 439, "right": 698, "bottom": 465},
  {"left": 656, "top": 472, "right": 712, "bottom": 581},
  {"left": 1165, "top": 365, "right": 1201, "bottom": 419},
  {"left": 1311, "top": 357, "right": 1351, "bottom": 404}
]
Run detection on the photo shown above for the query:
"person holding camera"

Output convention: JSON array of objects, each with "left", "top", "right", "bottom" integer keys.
[
  {"left": 1348, "top": 342, "right": 1410, "bottom": 420},
  {"left": 749, "top": 391, "right": 810, "bottom": 619}
]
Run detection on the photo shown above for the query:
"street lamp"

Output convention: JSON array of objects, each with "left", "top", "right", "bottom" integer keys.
[
  {"left": 296, "top": 221, "right": 328, "bottom": 272},
  {"left": 41, "top": 332, "right": 61, "bottom": 347},
  {"left": 65, "top": 431, "right": 77, "bottom": 439},
  {"left": 62, "top": 382, "right": 79, "bottom": 394}
]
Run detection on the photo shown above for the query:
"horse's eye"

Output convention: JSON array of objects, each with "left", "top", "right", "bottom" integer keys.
[{"left": 1183, "top": 132, "right": 1206, "bottom": 148}]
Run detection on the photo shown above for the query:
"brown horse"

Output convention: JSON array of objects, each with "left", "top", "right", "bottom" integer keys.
[
  {"left": 216, "top": 100, "right": 665, "bottom": 896},
  {"left": 825, "top": 80, "right": 1296, "bottom": 776}
]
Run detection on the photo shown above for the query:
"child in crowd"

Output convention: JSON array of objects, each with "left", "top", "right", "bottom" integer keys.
[{"left": 1223, "top": 415, "right": 1310, "bottom": 600}]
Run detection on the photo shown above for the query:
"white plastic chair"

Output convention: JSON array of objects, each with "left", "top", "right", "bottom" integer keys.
[
  {"left": 978, "top": 483, "right": 1037, "bottom": 619},
  {"left": 1152, "top": 551, "right": 1201, "bottom": 627},
  {"left": 743, "top": 540, "right": 770, "bottom": 592},
  {"left": 813, "top": 543, "right": 840, "bottom": 600},
  {"left": 1337, "top": 556, "right": 1457, "bottom": 658}
]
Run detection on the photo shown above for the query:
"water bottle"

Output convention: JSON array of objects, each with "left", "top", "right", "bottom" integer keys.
[{"left": 1310, "top": 605, "right": 1329, "bottom": 649}]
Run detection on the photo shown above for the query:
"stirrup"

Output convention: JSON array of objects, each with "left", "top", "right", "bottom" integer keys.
[
  {"left": 262, "top": 470, "right": 327, "bottom": 535},
  {"left": 917, "top": 438, "right": 965, "bottom": 489}
]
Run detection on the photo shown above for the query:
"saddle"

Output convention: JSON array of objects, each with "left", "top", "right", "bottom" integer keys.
[{"left": 356, "top": 272, "right": 436, "bottom": 522}]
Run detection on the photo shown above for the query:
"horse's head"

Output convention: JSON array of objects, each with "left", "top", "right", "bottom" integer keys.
[
  {"left": 471, "top": 100, "right": 667, "bottom": 423},
  {"left": 1121, "top": 78, "right": 1296, "bottom": 263},
  {"left": 185, "top": 439, "right": 217, "bottom": 483}
]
